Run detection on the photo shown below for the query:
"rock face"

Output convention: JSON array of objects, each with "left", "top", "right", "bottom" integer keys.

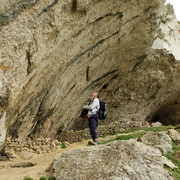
[
  {"left": 53, "top": 139, "right": 173, "bottom": 180},
  {"left": 0, "top": 0, "right": 180, "bottom": 150}
]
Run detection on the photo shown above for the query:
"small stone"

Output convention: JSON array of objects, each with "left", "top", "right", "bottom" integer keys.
[
  {"left": 17, "top": 138, "right": 24, "bottom": 143},
  {"left": 169, "top": 129, "right": 180, "bottom": 143},
  {"left": 37, "top": 150, "right": 42, "bottom": 154},
  {"left": 6, "top": 137, "right": 11, "bottom": 142},
  {"left": 151, "top": 122, "right": 162, "bottom": 127},
  {"left": 15, "top": 148, "right": 21, "bottom": 152},
  {"left": 41, "top": 145, "right": 51, "bottom": 152},
  {"left": 64, "top": 141, "right": 70, "bottom": 146},
  {"left": 45, "top": 162, "right": 54, "bottom": 173},
  {"left": 51, "top": 142, "right": 56, "bottom": 148},
  {"left": 36, "top": 138, "right": 42, "bottom": 142},
  {"left": 33, "top": 146, "right": 41, "bottom": 151},
  {"left": 162, "top": 156, "right": 178, "bottom": 169},
  {"left": 20, "top": 151, "right": 34, "bottom": 160},
  {"left": 45, "top": 138, "right": 50, "bottom": 144},
  {"left": 28, "top": 149, "right": 34, "bottom": 153},
  {"left": 53, "top": 140, "right": 61, "bottom": 146}
]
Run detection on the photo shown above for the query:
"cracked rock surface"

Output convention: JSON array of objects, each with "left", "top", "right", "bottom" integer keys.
[{"left": 53, "top": 139, "right": 173, "bottom": 180}]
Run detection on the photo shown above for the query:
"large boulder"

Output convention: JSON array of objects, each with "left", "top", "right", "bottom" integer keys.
[
  {"left": 53, "top": 139, "right": 173, "bottom": 180},
  {"left": 138, "top": 131, "right": 173, "bottom": 154}
]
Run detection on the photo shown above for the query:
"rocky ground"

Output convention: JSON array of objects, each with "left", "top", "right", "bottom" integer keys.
[
  {"left": 0, "top": 123, "right": 180, "bottom": 180},
  {"left": 0, "top": 139, "right": 89, "bottom": 180}
]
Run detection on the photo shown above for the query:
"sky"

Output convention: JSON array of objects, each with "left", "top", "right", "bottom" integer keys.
[{"left": 166, "top": 0, "right": 180, "bottom": 20}]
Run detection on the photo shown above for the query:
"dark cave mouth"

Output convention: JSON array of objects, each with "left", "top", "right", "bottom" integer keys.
[{"left": 150, "top": 102, "right": 180, "bottom": 126}]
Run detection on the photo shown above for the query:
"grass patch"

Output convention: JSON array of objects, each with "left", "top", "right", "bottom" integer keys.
[
  {"left": 61, "top": 143, "right": 67, "bottom": 149},
  {"left": 122, "top": 125, "right": 174, "bottom": 134},
  {"left": 47, "top": 177, "right": 55, "bottom": 180},
  {"left": 163, "top": 141, "right": 180, "bottom": 180},
  {"left": 99, "top": 132, "right": 146, "bottom": 145},
  {"left": 39, "top": 177, "right": 55, "bottom": 180},
  {"left": 144, "top": 125, "right": 174, "bottom": 132},
  {"left": 116, "top": 132, "right": 146, "bottom": 141},
  {"left": 99, "top": 125, "right": 174, "bottom": 145},
  {"left": 164, "top": 165, "right": 180, "bottom": 180},
  {"left": 40, "top": 177, "right": 46, "bottom": 180},
  {"left": 121, "top": 128, "right": 142, "bottom": 134},
  {"left": 108, "top": 132, "right": 117, "bottom": 136},
  {"left": 24, "top": 178, "right": 33, "bottom": 180},
  {"left": 176, "top": 129, "right": 180, "bottom": 133}
]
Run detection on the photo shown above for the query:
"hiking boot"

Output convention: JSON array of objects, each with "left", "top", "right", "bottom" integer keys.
[
  {"left": 88, "top": 141, "right": 96, "bottom": 146},
  {"left": 94, "top": 140, "right": 98, "bottom": 145}
]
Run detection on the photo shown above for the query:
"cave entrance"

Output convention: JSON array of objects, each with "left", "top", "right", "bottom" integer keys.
[{"left": 150, "top": 93, "right": 180, "bottom": 126}]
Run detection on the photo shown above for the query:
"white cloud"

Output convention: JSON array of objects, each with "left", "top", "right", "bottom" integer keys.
[{"left": 166, "top": 0, "right": 180, "bottom": 20}]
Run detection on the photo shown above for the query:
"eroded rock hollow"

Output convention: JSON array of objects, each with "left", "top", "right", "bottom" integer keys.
[{"left": 0, "top": 0, "right": 180, "bottom": 149}]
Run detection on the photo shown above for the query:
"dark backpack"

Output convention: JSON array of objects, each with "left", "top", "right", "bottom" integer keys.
[{"left": 98, "top": 101, "right": 108, "bottom": 120}]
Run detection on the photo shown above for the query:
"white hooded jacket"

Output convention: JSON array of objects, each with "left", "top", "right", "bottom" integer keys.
[{"left": 83, "top": 98, "right": 100, "bottom": 118}]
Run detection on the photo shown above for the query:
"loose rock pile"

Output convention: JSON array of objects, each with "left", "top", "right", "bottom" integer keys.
[{"left": 4, "top": 137, "right": 63, "bottom": 157}]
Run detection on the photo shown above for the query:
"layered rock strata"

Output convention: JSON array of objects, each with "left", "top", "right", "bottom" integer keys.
[{"left": 0, "top": 0, "right": 180, "bottom": 151}]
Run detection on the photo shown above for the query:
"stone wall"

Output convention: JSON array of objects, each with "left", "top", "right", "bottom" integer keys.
[
  {"left": 0, "top": 0, "right": 180, "bottom": 151},
  {"left": 58, "top": 120, "right": 150, "bottom": 143}
]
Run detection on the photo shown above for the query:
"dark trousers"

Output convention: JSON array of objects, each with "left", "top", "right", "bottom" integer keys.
[{"left": 88, "top": 114, "right": 98, "bottom": 141}]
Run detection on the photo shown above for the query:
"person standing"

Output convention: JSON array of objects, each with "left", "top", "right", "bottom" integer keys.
[{"left": 83, "top": 91, "right": 100, "bottom": 145}]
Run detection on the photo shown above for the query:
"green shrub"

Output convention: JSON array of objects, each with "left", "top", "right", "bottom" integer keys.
[
  {"left": 23, "top": 177, "right": 33, "bottom": 180},
  {"left": 40, "top": 177, "right": 46, "bottom": 180},
  {"left": 38, "top": 177, "right": 55, "bottom": 180},
  {"left": 61, "top": 143, "right": 67, "bottom": 149}
]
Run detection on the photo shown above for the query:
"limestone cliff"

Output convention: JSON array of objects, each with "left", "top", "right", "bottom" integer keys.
[{"left": 0, "top": 0, "right": 180, "bottom": 150}]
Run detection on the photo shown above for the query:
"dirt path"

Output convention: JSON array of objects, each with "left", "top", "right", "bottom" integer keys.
[
  {"left": 0, "top": 139, "right": 89, "bottom": 180},
  {"left": 0, "top": 132, "right": 142, "bottom": 180}
]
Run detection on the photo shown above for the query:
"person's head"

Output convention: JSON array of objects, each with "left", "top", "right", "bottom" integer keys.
[{"left": 91, "top": 91, "right": 99, "bottom": 99}]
